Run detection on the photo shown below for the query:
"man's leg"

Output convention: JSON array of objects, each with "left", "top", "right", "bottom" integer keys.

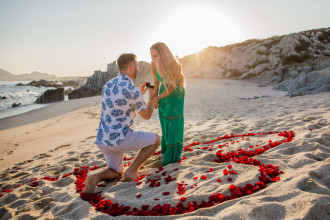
[
  {"left": 83, "top": 168, "right": 123, "bottom": 193},
  {"left": 83, "top": 145, "right": 124, "bottom": 193},
  {"left": 124, "top": 134, "right": 160, "bottom": 180}
]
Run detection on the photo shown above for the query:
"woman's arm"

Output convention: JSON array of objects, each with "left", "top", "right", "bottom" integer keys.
[
  {"left": 151, "top": 61, "right": 160, "bottom": 108},
  {"left": 156, "top": 86, "right": 174, "bottom": 100},
  {"left": 151, "top": 61, "right": 160, "bottom": 91},
  {"left": 151, "top": 61, "right": 175, "bottom": 101}
]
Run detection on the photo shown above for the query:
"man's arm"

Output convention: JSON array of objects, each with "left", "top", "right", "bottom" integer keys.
[
  {"left": 138, "top": 87, "right": 158, "bottom": 120},
  {"left": 138, "top": 99, "right": 156, "bottom": 120}
]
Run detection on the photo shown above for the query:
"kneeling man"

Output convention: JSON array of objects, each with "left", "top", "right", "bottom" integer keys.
[{"left": 83, "top": 53, "right": 160, "bottom": 193}]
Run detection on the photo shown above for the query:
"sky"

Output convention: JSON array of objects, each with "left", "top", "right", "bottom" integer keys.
[{"left": 0, "top": 0, "right": 330, "bottom": 77}]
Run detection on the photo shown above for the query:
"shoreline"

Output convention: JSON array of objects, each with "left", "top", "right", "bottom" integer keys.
[{"left": 0, "top": 95, "right": 101, "bottom": 130}]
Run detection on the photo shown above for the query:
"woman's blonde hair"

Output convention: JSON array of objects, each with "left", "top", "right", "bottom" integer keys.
[{"left": 151, "top": 42, "right": 185, "bottom": 90}]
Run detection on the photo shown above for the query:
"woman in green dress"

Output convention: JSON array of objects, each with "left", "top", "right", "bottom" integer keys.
[{"left": 150, "top": 42, "right": 185, "bottom": 166}]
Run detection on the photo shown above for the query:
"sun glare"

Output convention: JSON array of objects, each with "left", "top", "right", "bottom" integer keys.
[{"left": 148, "top": 5, "right": 246, "bottom": 58}]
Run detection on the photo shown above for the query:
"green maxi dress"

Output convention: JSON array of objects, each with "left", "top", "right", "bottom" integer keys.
[{"left": 155, "top": 68, "right": 185, "bottom": 166}]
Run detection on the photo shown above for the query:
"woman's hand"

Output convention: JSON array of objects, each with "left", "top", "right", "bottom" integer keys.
[
  {"left": 154, "top": 99, "right": 159, "bottom": 109},
  {"left": 148, "top": 87, "right": 158, "bottom": 100}
]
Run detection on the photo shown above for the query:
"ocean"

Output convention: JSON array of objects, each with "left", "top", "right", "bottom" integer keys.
[{"left": 0, "top": 81, "right": 70, "bottom": 119}]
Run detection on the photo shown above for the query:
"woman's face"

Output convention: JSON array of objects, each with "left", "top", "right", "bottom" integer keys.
[{"left": 150, "top": 49, "right": 158, "bottom": 63}]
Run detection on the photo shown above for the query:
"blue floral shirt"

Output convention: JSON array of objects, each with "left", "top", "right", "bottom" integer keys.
[{"left": 95, "top": 73, "right": 147, "bottom": 146}]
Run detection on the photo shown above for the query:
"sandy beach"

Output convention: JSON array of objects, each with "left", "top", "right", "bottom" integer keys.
[{"left": 0, "top": 79, "right": 329, "bottom": 219}]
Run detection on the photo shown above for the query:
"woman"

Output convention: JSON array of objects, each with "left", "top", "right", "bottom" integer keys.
[{"left": 150, "top": 42, "right": 185, "bottom": 166}]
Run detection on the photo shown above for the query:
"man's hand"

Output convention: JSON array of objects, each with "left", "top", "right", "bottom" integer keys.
[
  {"left": 148, "top": 86, "right": 158, "bottom": 101},
  {"left": 139, "top": 82, "right": 148, "bottom": 95}
]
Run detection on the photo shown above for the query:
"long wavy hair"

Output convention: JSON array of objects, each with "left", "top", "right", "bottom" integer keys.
[{"left": 150, "top": 42, "right": 185, "bottom": 90}]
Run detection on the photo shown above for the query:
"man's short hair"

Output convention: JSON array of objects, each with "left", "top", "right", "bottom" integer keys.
[{"left": 117, "top": 53, "right": 137, "bottom": 71}]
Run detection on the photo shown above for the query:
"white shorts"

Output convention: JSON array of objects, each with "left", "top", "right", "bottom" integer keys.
[{"left": 96, "top": 131, "right": 157, "bottom": 173}]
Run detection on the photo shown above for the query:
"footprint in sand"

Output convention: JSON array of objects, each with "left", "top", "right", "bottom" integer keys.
[
  {"left": 7, "top": 150, "right": 13, "bottom": 155},
  {"left": 52, "top": 177, "right": 75, "bottom": 188},
  {"left": 80, "top": 152, "right": 92, "bottom": 158},
  {"left": 0, "top": 207, "right": 12, "bottom": 219},
  {"left": 54, "top": 193, "right": 73, "bottom": 203},
  {"left": 67, "top": 151, "right": 76, "bottom": 156},
  {"left": 96, "top": 153, "right": 104, "bottom": 159},
  {"left": 11, "top": 172, "right": 30, "bottom": 179},
  {"left": 303, "top": 117, "right": 317, "bottom": 122},
  {"left": 54, "top": 144, "right": 71, "bottom": 151},
  {"left": 298, "top": 178, "right": 317, "bottom": 192},
  {"left": 1, "top": 193, "right": 18, "bottom": 205},
  {"left": 9, "top": 199, "right": 28, "bottom": 209},
  {"left": 33, "top": 153, "right": 51, "bottom": 160},
  {"left": 20, "top": 191, "right": 34, "bottom": 198},
  {"left": 65, "top": 158, "right": 80, "bottom": 162},
  {"left": 250, "top": 203, "right": 286, "bottom": 219},
  {"left": 33, "top": 197, "right": 55, "bottom": 212},
  {"left": 41, "top": 165, "right": 69, "bottom": 175},
  {"left": 52, "top": 201, "right": 90, "bottom": 219}
]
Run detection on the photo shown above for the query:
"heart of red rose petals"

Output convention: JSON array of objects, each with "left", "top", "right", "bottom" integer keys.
[{"left": 0, "top": 130, "right": 295, "bottom": 217}]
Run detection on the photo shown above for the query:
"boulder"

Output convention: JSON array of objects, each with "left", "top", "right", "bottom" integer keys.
[
  {"left": 68, "top": 87, "right": 100, "bottom": 99},
  {"left": 35, "top": 88, "right": 64, "bottom": 103},
  {"left": 12, "top": 103, "right": 21, "bottom": 107},
  {"left": 274, "top": 67, "right": 330, "bottom": 96},
  {"left": 289, "top": 70, "right": 299, "bottom": 78},
  {"left": 302, "top": 65, "right": 313, "bottom": 73}
]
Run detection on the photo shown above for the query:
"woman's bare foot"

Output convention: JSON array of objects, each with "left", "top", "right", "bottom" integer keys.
[
  {"left": 82, "top": 174, "right": 99, "bottom": 193},
  {"left": 124, "top": 169, "right": 139, "bottom": 181}
]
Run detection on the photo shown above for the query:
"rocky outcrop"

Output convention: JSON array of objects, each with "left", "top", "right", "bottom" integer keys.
[
  {"left": 68, "top": 27, "right": 330, "bottom": 99},
  {"left": 133, "top": 61, "right": 153, "bottom": 85},
  {"left": 16, "top": 79, "right": 85, "bottom": 89},
  {"left": 273, "top": 67, "right": 330, "bottom": 96},
  {"left": 35, "top": 88, "right": 64, "bottom": 103},
  {"left": 68, "top": 61, "right": 152, "bottom": 99},
  {"left": 16, "top": 80, "right": 60, "bottom": 88},
  {"left": 180, "top": 28, "right": 330, "bottom": 84}
]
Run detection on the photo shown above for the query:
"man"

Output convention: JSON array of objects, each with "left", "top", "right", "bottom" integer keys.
[{"left": 83, "top": 53, "right": 160, "bottom": 193}]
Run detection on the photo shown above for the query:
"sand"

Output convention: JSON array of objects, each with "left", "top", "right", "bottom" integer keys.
[{"left": 0, "top": 79, "right": 329, "bottom": 219}]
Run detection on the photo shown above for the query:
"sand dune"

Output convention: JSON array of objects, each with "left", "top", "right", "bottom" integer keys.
[{"left": 0, "top": 79, "right": 329, "bottom": 219}]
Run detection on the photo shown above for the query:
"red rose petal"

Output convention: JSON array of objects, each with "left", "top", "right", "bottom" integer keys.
[
  {"left": 229, "top": 184, "right": 236, "bottom": 191},
  {"left": 180, "top": 197, "right": 186, "bottom": 202},
  {"left": 163, "top": 192, "right": 170, "bottom": 196},
  {"left": 200, "top": 175, "right": 208, "bottom": 180},
  {"left": 272, "top": 177, "right": 280, "bottom": 182},
  {"left": 207, "top": 168, "right": 214, "bottom": 173}
]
